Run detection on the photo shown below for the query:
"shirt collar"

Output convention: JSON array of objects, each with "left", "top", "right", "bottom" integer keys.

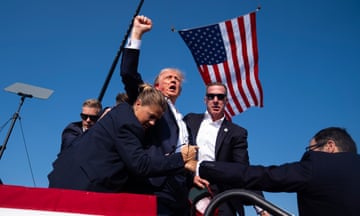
[{"left": 204, "top": 110, "right": 225, "bottom": 126}]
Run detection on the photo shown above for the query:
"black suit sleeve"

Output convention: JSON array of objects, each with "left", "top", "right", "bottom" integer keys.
[
  {"left": 120, "top": 48, "right": 144, "bottom": 105},
  {"left": 199, "top": 158, "right": 312, "bottom": 193},
  {"left": 61, "top": 122, "right": 82, "bottom": 151}
]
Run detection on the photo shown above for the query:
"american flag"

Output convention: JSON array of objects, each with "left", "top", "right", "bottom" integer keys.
[{"left": 179, "top": 12, "right": 263, "bottom": 118}]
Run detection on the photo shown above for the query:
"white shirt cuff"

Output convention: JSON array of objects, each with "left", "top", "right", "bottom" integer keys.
[{"left": 126, "top": 39, "right": 141, "bottom": 49}]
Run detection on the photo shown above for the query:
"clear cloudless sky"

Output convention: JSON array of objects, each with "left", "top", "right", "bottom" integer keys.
[{"left": 1, "top": 0, "right": 359, "bottom": 215}]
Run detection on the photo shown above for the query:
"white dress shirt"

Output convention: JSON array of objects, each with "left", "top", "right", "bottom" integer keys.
[
  {"left": 167, "top": 99, "right": 189, "bottom": 151},
  {"left": 196, "top": 111, "right": 224, "bottom": 175}
]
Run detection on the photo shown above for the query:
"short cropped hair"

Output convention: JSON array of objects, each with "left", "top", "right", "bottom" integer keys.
[
  {"left": 313, "top": 127, "right": 357, "bottom": 153},
  {"left": 82, "top": 99, "right": 102, "bottom": 114}
]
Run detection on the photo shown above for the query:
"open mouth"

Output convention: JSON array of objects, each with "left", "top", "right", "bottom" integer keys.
[{"left": 169, "top": 85, "right": 177, "bottom": 91}]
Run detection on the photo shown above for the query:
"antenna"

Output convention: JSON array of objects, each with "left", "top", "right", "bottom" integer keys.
[{"left": 0, "top": 82, "right": 54, "bottom": 160}]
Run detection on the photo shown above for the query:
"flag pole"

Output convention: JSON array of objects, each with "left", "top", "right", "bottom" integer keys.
[
  {"left": 97, "top": 0, "right": 144, "bottom": 102},
  {"left": 171, "top": 6, "right": 261, "bottom": 33}
]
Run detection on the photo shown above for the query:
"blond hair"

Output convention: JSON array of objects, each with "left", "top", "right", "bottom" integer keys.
[
  {"left": 82, "top": 99, "right": 102, "bottom": 114},
  {"left": 138, "top": 83, "right": 167, "bottom": 112}
]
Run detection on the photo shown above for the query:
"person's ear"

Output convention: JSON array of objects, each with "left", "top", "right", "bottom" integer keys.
[
  {"left": 325, "top": 139, "right": 338, "bottom": 153},
  {"left": 134, "top": 99, "right": 142, "bottom": 110},
  {"left": 154, "top": 83, "right": 160, "bottom": 90}
]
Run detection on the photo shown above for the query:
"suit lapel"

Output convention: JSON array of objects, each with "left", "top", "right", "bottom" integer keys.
[
  {"left": 192, "top": 114, "right": 205, "bottom": 145},
  {"left": 215, "top": 119, "right": 229, "bottom": 158},
  {"left": 163, "top": 109, "right": 179, "bottom": 152}
]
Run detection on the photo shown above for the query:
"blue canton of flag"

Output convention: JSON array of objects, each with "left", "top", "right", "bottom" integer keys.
[{"left": 179, "top": 24, "right": 226, "bottom": 65}]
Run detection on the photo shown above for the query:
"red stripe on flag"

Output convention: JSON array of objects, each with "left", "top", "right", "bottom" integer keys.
[
  {"left": 224, "top": 19, "right": 250, "bottom": 111},
  {"left": 250, "top": 12, "right": 263, "bottom": 107},
  {"left": 237, "top": 16, "right": 257, "bottom": 106},
  {"left": 222, "top": 61, "right": 242, "bottom": 115},
  {"left": 198, "top": 66, "right": 211, "bottom": 84},
  {"left": 212, "top": 63, "right": 222, "bottom": 82}
]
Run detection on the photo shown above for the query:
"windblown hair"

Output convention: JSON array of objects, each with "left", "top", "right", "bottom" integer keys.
[
  {"left": 313, "top": 127, "right": 357, "bottom": 153},
  {"left": 153, "top": 68, "right": 185, "bottom": 86},
  {"left": 138, "top": 83, "right": 167, "bottom": 112}
]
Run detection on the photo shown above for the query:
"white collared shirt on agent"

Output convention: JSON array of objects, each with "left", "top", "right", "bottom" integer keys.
[{"left": 195, "top": 111, "right": 224, "bottom": 175}]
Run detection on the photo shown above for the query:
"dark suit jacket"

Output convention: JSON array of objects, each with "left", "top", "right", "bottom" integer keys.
[
  {"left": 184, "top": 113, "right": 249, "bottom": 162},
  {"left": 199, "top": 151, "right": 360, "bottom": 216},
  {"left": 120, "top": 48, "right": 193, "bottom": 210},
  {"left": 48, "top": 103, "right": 185, "bottom": 192},
  {"left": 120, "top": 48, "right": 179, "bottom": 155},
  {"left": 60, "top": 121, "right": 83, "bottom": 151},
  {"left": 184, "top": 113, "right": 250, "bottom": 215}
]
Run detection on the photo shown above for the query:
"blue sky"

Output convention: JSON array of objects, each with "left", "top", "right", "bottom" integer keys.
[{"left": 1, "top": 0, "right": 359, "bottom": 215}]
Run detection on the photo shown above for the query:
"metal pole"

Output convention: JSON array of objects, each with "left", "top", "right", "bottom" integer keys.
[
  {"left": 0, "top": 95, "right": 30, "bottom": 160},
  {"left": 204, "top": 189, "right": 294, "bottom": 216},
  {"left": 97, "top": 0, "right": 144, "bottom": 102}
]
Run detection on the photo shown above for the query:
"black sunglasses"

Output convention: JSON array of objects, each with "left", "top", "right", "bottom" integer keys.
[
  {"left": 305, "top": 142, "right": 326, "bottom": 152},
  {"left": 206, "top": 93, "right": 226, "bottom": 100},
  {"left": 80, "top": 113, "right": 99, "bottom": 122}
]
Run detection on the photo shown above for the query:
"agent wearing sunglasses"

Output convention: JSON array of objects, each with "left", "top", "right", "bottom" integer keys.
[
  {"left": 60, "top": 98, "right": 102, "bottom": 151},
  {"left": 48, "top": 84, "right": 197, "bottom": 193},
  {"left": 184, "top": 82, "right": 265, "bottom": 216},
  {"left": 199, "top": 127, "right": 360, "bottom": 216}
]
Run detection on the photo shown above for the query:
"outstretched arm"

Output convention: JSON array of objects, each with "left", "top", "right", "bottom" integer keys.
[{"left": 120, "top": 15, "right": 153, "bottom": 104}]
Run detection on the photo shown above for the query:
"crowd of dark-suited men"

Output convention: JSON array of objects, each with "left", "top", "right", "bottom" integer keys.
[{"left": 47, "top": 15, "right": 360, "bottom": 216}]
